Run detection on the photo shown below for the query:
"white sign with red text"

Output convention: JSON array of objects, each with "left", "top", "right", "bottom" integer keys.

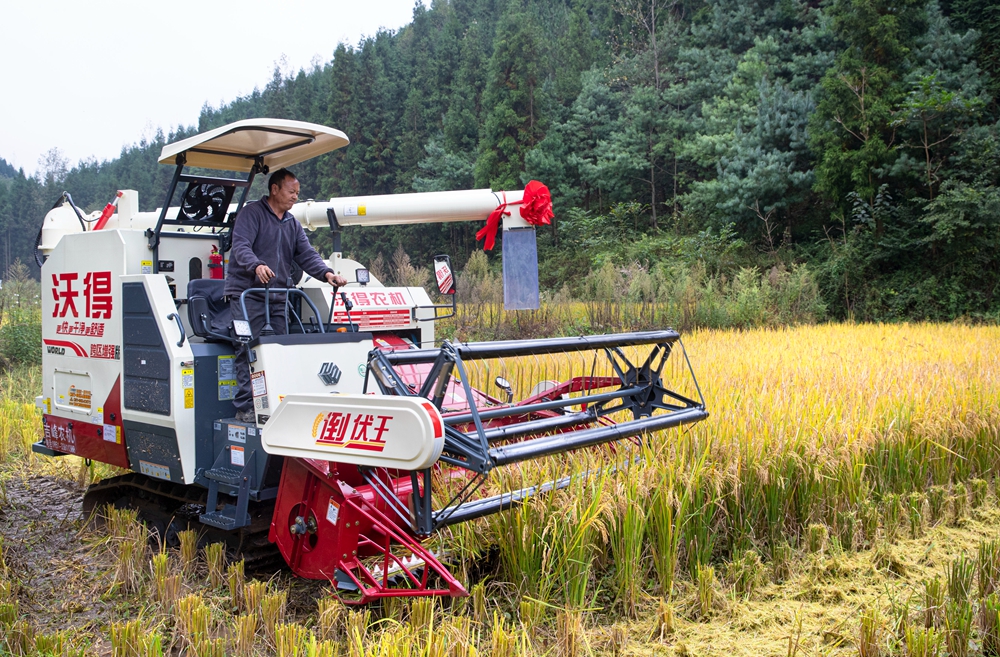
[
  {"left": 260, "top": 393, "right": 444, "bottom": 470},
  {"left": 42, "top": 230, "right": 132, "bottom": 367},
  {"left": 329, "top": 287, "right": 414, "bottom": 329},
  {"left": 434, "top": 258, "right": 454, "bottom": 295}
]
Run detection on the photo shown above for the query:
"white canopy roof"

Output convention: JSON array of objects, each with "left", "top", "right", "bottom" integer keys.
[{"left": 158, "top": 119, "right": 349, "bottom": 172}]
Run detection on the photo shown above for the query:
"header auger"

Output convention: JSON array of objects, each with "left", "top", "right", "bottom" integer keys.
[{"left": 34, "top": 118, "right": 708, "bottom": 602}]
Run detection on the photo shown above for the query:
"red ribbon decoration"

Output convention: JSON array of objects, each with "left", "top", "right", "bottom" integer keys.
[{"left": 476, "top": 180, "right": 554, "bottom": 250}]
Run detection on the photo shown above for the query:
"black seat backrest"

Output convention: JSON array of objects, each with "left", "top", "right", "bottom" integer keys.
[{"left": 187, "top": 279, "right": 228, "bottom": 339}]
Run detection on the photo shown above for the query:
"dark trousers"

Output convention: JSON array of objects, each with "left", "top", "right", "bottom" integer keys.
[{"left": 229, "top": 295, "right": 287, "bottom": 415}]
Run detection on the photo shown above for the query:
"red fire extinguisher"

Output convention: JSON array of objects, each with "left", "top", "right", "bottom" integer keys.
[{"left": 209, "top": 245, "right": 224, "bottom": 279}]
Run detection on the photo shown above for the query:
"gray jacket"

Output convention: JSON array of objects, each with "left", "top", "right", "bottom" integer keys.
[{"left": 225, "top": 196, "right": 333, "bottom": 297}]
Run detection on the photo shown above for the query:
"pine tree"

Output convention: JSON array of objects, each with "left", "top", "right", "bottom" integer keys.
[
  {"left": 474, "top": 4, "right": 546, "bottom": 189},
  {"left": 811, "top": 0, "right": 926, "bottom": 235}
]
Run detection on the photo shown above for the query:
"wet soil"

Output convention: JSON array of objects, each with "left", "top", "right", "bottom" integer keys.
[
  {"left": 0, "top": 472, "right": 333, "bottom": 646},
  {"left": 0, "top": 474, "right": 118, "bottom": 635}
]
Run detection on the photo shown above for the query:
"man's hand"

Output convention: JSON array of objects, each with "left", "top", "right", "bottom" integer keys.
[
  {"left": 325, "top": 272, "right": 348, "bottom": 287},
  {"left": 255, "top": 264, "right": 275, "bottom": 284}
]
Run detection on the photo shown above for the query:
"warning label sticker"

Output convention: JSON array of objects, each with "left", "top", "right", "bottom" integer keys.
[
  {"left": 184, "top": 388, "right": 194, "bottom": 409},
  {"left": 326, "top": 498, "right": 340, "bottom": 525},
  {"left": 218, "top": 355, "right": 234, "bottom": 380},
  {"left": 181, "top": 367, "right": 194, "bottom": 389},
  {"left": 231, "top": 445, "right": 245, "bottom": 467},
  {"left": 140, "top": 260, "right": 153, "bottom": 275},
  {"left": 251, "top": 371, "right": 267, "bottom": 397},
  {"left": 139, "top": 460, "right": 170, "bottom": 481},
  {"left": 228, "top": 424, "right": 247, "bottom": 443},
  {"left": 218, "top": 382, "right": 235, "bottom": 401},
  {"left": 218, "top": 356, "right": 237, "bottom": 400}
]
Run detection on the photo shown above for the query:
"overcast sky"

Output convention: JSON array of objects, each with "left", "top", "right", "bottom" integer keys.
[{"left": 1, "top": 0, "right": 427, "bottom": 176}]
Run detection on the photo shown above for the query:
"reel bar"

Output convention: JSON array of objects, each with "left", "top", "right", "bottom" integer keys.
[
  {"left": 477, "top": 410, "right": 597, "bottom": 443},
  {"left": 490, "top": 406, "right": 708, "bottom": 467},
  {"left": 434, "top": 470, "right": 577, "bottom": 528},
  {"left": 435, "top": 453, "right": 646, "bottom": 528},
  {"left": 382, "top": 330, "right": 680, "bottom": 365},
  {"left": 443, "top": 386, "right": 643, "bottom": 425}
]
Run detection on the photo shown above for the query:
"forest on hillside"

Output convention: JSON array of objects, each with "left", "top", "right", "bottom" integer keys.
[{"left": 2, "top": 0, "right": 999, "bottom": 322}]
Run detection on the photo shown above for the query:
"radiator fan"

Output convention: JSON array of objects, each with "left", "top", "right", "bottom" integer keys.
[{"left": 179, "top": 183, "right": 229, "bottom": 222}]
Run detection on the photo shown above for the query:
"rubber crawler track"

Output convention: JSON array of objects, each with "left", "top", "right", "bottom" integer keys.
[{"left": 82, "top": 472, "right": 281, "bottom": 569}]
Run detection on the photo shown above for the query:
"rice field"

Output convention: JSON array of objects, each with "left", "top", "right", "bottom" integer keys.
[{"left": 1, "top": 322, "right": 999, "bottom": 656}]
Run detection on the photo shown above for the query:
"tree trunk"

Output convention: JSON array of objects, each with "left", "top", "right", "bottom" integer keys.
[{"left": 650, "top": 130, "right": 658, "bottom": 230}]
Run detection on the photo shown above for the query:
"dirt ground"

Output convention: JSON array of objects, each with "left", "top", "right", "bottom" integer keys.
[
  {"left": 0, "top": 475, "right": 105, "bottom": 633},
  {"left": 0, "top": 472, "right": 332, "bottom": 653}
]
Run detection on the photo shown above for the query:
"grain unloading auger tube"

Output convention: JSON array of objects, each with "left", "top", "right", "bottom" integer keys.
[{"left": 261, "top": 330, "right": 708, "bottom": 602}]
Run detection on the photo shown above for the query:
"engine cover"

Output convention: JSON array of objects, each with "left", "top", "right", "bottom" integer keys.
[{"left": 260, "top": 393, "right": 444, "bottom": 470}]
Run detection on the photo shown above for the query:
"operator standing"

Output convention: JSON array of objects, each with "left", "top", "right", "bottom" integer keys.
[{"left": 225, "top": 168, "right": 347, "bottom": 422}]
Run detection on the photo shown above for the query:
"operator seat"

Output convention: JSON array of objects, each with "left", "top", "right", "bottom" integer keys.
[{"left": 187, "top": 279, "right": 230, "bottom": 341}]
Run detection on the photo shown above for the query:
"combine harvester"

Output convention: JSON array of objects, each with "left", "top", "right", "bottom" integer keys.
[{"left": 32, "top": 119, "right": 708, "bottom": 602}]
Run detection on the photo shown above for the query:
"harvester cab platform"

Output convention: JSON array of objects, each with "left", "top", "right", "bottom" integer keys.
[{"left": 32, "top": 119, "right": 708, "bottom": 602}]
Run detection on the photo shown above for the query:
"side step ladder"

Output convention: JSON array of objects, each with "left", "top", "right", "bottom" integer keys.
[{"left": 199, "top": 445, "right": 257, "bottom": 530}]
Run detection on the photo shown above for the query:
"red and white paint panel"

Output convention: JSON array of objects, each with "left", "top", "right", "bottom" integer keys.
[
  {"left": 328, "top": 287, "right": 414, "bottom": 329},
  {"left": 261, "top": 393, "right": 444, "bottom": 470}
]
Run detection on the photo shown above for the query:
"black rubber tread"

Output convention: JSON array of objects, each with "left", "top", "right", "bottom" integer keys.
[{"left": 82, "top": 473, "right": 281, "bottom": 568}]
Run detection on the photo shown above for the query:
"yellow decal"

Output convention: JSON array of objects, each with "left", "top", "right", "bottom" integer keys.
[
  {"left": 358, "top": 204, "right": 367, "bottom": 216},
  {"left": 68, "top": 385, "right": 92, "bottom": 409},
  {"left": 312, "top": 413, "right": 325, "bottom": 438},
  {"left": 184, "top": 388, "right": 194, "bottom": 409}
]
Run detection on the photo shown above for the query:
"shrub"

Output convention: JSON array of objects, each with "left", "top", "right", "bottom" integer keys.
[{"left": 0, "top": 321, "right": 41, "bottom": 366}]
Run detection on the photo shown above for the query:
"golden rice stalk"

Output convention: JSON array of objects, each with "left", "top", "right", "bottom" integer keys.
[
  {"left": 410, "top": 597, "right": 436, "bottom": 638},
  {"left": 33, "top": 629, "right": 75, "bottom": 657},
  {"left": 115, "top": 536, "right": 145, "bottom": 594},
  {"left": 151, "top": 552, "right": 169, "bottom": 602},
  {"left": 518, "top": 598, "right": 544, "bottom": 637},
  {"left": 471, "top": 581, "right": 488, "bottom": 626},
  {"left": 275, "top": 622, "right": 309, "bottom": 657},
  {"left": 174, "top": 594, "right": 211, "bottom": 648},
  {"left": 490, "top": 613, "right": 517, "bottom": 657},
  {"left": 345, "top": 609, "right": 370, "bottom": 657},
  {"left": 110, "top": 618, "right": 143, "bottom": 657},
  {"left": 555, "top": 609, "right": 584, "bottom": 657},
  {"left": 230, "top": 614, "right": 258, "bottom": 657},
  {"left": 177, "top": 529, "right": 198, "bottom": 576},
  {"left": 191, "top": 637, "right": 225, "bottom": 657},
  {"left": 204, "top": 542, "right": 226, "bottom": 589},
  {"left": 227, "top": 559, "right": 245, "bottom": 612},
  {"left": 140, "top": 633, "right": 164, "bottom": 657},
  {"left": 317, "top": 597, "right": 344, "bottom": 641},
  {"left": 653, "top": 599, "right": 674, "bottom": 640},
  {"left": 242, "top": 579, "right": 268, "bottom": 616},
  {"left": 4, "top": 620, "right": 34, "bottom": 657},
  {"left": 859, "top": 606, "right": 883, "bottom": 657},
  {"left": 261, "top": 591, "right": 288, "bottom": 645}
]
